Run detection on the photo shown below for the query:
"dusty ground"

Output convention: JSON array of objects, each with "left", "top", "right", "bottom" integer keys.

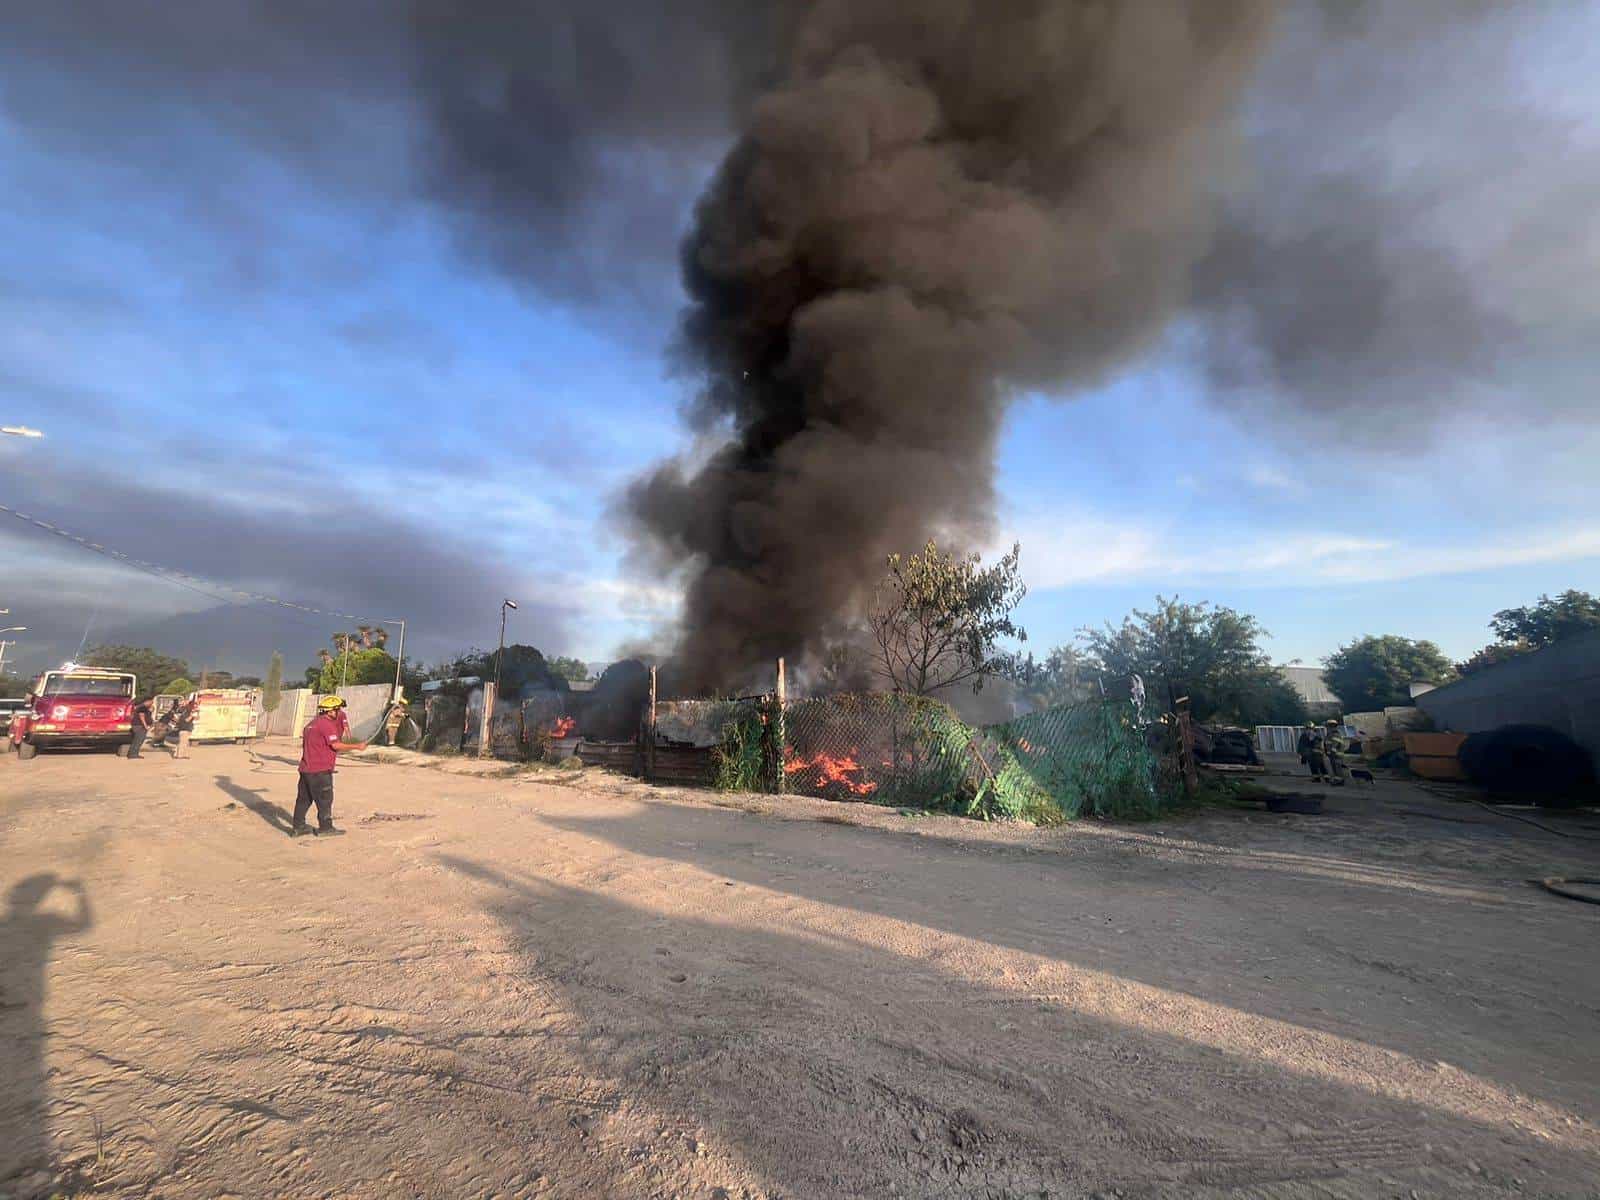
[{"left": 2, "top": 742, "right": 1598, "bottom": 1200}]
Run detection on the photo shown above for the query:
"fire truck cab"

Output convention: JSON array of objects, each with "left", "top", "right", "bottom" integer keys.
[{"left": 9, "top": 666, "right": 138, "bottom": 760}]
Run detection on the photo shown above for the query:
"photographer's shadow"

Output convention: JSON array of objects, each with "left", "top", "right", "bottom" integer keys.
[{"left": 0, "top": 874, "right": 93, "bottom": 1188}]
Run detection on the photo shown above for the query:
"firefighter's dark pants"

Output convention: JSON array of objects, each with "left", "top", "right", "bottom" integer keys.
[{"left": 294, "top": 771, "right": 335, "bottom": 828}]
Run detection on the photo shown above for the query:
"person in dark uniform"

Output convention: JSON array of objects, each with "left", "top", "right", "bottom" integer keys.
[
  {"left": 292, "top": 695, "right": 368, "bottom": 838},
  {"left": 1298, "top": 722, "right": 1327, "bottom": 782},
  {"left": 128, "top": 699, "right": 153, "bottom": 759}
]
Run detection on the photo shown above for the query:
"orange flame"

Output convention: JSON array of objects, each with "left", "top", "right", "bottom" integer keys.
[
  {"left": 785, "top": 750, "right": 879, "bottom": 796},
  {"left": 551, "top": 716, "right": 577, "bottom": 738}
]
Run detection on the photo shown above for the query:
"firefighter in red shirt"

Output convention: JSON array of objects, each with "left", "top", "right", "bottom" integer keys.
[{"left": 292, "top": 696, "right": 368, "bottom": 838}]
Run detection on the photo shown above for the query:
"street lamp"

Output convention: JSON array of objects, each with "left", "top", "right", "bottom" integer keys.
[
  {"left": 0, "top": 627, "right": 24, "bottom": 676},
  {"left": 493, "top": 600, "right": 518, "bottom": 701},
  {"left": 1, "top": 426, "right": 43, "bottom": 438}
]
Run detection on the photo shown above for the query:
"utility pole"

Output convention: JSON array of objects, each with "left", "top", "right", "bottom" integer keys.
[{"left": 389, "top": 618, "right": 407, "bottom": 700}]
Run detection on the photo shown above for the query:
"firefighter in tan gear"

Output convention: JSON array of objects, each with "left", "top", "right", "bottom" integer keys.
[{"left": 1323, "top": 719, "right": 1349, "bottom": 786}]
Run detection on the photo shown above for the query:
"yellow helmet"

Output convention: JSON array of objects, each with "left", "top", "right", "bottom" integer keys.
[{"left": 317, "top": 695, "right": 347, "bottom": 711}]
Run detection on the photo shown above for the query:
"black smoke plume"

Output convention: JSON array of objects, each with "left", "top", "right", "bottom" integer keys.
[
  {"left": 8, "top": 2, "right": 1588, "bottom": 691},
  {"left": 627, "top": 2, "right": 1280, "bottom": 689}
]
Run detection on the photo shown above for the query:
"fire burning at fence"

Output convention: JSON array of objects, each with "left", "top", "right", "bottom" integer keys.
[
  {"left": 551, "top": 715, "right": 577, "bottom": 739},
  {"left": 784, "top": 750, "right": 879, "bottom": 797}
]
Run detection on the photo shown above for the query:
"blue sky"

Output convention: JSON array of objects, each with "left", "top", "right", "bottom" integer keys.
[{"left": 2, "top": 2, "right": 1597, "bottom": 679}]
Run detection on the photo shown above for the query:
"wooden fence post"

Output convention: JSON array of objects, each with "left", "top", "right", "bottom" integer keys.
[
  {"left": 1175, "top": 696, "right": 1199, "bottom": 798},
  {"left": 646, "top": 665, "right": 658, "bottom": 780},
  {"left": 774, "top": 657, "right": 787, "bottom": 796},
  {"left": 478, "top": 682, "right": 496, "bottom": 759}
]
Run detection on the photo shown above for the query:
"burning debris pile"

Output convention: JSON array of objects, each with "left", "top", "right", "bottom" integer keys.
[
  {"left": 784, "top": 750, "right": 879, "bottom": 798},
  {"left": 628, "top": 1, "right": 1279, "bottom": 692},
  {"left": 735, "top": 691, "right": 1170, "bottom": 822}
]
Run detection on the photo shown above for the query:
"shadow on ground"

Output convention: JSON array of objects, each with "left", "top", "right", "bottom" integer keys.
[
  {"left": 214, "top": 775, "right": 293, "bottom": 834},
  {"left": 0, "top": 874, "right": 93, "bottom": 1194},
  {"left": 433, "top": 841, "right": 1598, "bottom": 1199},
  {"left": 528, "top": 793, "right": 1600, "bottom": 1120}
]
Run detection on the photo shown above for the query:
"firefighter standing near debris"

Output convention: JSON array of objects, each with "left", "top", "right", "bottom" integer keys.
[
  {"left": 1298, "top": 722, "right": 1327, "bottom": 782},
  {"left": 1323, "top": 719, "right": 1349, "bottom": 786},
  {"left": 292, "top": 696, "right": 368, "bottom": 838}
]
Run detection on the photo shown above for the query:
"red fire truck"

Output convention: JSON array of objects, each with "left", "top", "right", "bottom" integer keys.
[{"left": 8, "top": 666, "right": 138, "bottom": 760}]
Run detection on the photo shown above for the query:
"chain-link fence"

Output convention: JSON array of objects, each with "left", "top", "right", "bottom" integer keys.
[{"left": 413, "top": 675, "right": 1180, "bottom": 822}]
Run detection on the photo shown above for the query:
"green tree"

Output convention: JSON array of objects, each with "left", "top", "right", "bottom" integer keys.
[
  {"left": 546, "top": 656, "right": 591, "bottom": 683},
  {"left": 0, "top": 670, "right": 29, "bottom": 698},
  {"left": 1322, "top": 635, "right": 1455, "bottom": 711},
  {"left": 1083, "top": 597, "right": 1307, "bottom": 726},
  {"left": 867, "top": 541, "right": 1026, "bottom": 695},
  {"left": 1006, "top": 644, "right": 1094, "bottom": 710},
  {"left": 80, "top": 645, "right": 192, "bottom": 697},
  {"left": 262, "top": 652, "right": 284, "bottom": 713},
  {"left": 164, "top": 677, "right": 196, "bottom": 696},
  {"left": 309, "top": 648, "right": 397, "bottom": 694},
  {"left": 1488, "top": 590, "right": 1600, "bottom": 649}
]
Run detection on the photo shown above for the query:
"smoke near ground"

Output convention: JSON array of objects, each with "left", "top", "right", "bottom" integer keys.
[{"left": 626, "top": 2, "right": 1280, "bottom": 688}]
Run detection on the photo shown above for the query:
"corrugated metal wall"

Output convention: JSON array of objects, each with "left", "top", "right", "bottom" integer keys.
[
  {"left": 1416, "top": 630, "right": 1600, "bottom": 770},
  {"left": 259, "top": 684, "right": 392, "bottom": 741}
]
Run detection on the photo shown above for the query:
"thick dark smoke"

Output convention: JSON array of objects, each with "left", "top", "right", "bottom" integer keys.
[
  {"left": 627, "top": 2, "right": 1279, "bottom": 688},
  {"left": 408, "top": 0, "right": 778, "bottom": 303},
  {"left": 0, "top": 1, "right": 761, "bottom": 309},
  {"left": 1189, "top": 0, "right": 1600, "bottom": 426}
]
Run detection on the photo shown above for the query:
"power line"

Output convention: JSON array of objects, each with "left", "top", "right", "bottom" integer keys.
[{"left": 0, "top": 502, "right": 405, "bottom": 627}]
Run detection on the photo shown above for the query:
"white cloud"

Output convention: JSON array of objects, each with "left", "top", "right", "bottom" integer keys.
[
  {"left": 998, "top": 511, "right": 1600, "bottom": 592},
  {"left": 1240, "top": 462, "right": 1301, "bottom": 492}
]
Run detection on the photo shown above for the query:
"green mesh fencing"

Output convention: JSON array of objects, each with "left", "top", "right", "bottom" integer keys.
[
  {"left": 749, "top": 692, "right": 1178, "bottom": 823},
  {"left": 976, "top": 701, "right": 1168, "bottom": 821}
]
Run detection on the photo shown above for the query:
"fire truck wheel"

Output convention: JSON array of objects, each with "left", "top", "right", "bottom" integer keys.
[
  {"left": 17, "top": 741, "right": 38, "bottom": 760},
  {"left": 116, "top": 743, "right": 132, "bottom": 758}
]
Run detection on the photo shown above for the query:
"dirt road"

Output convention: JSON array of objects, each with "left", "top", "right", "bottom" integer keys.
[{"left": 2, "top": 743, "right": 1598, "bottom": 1199}]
